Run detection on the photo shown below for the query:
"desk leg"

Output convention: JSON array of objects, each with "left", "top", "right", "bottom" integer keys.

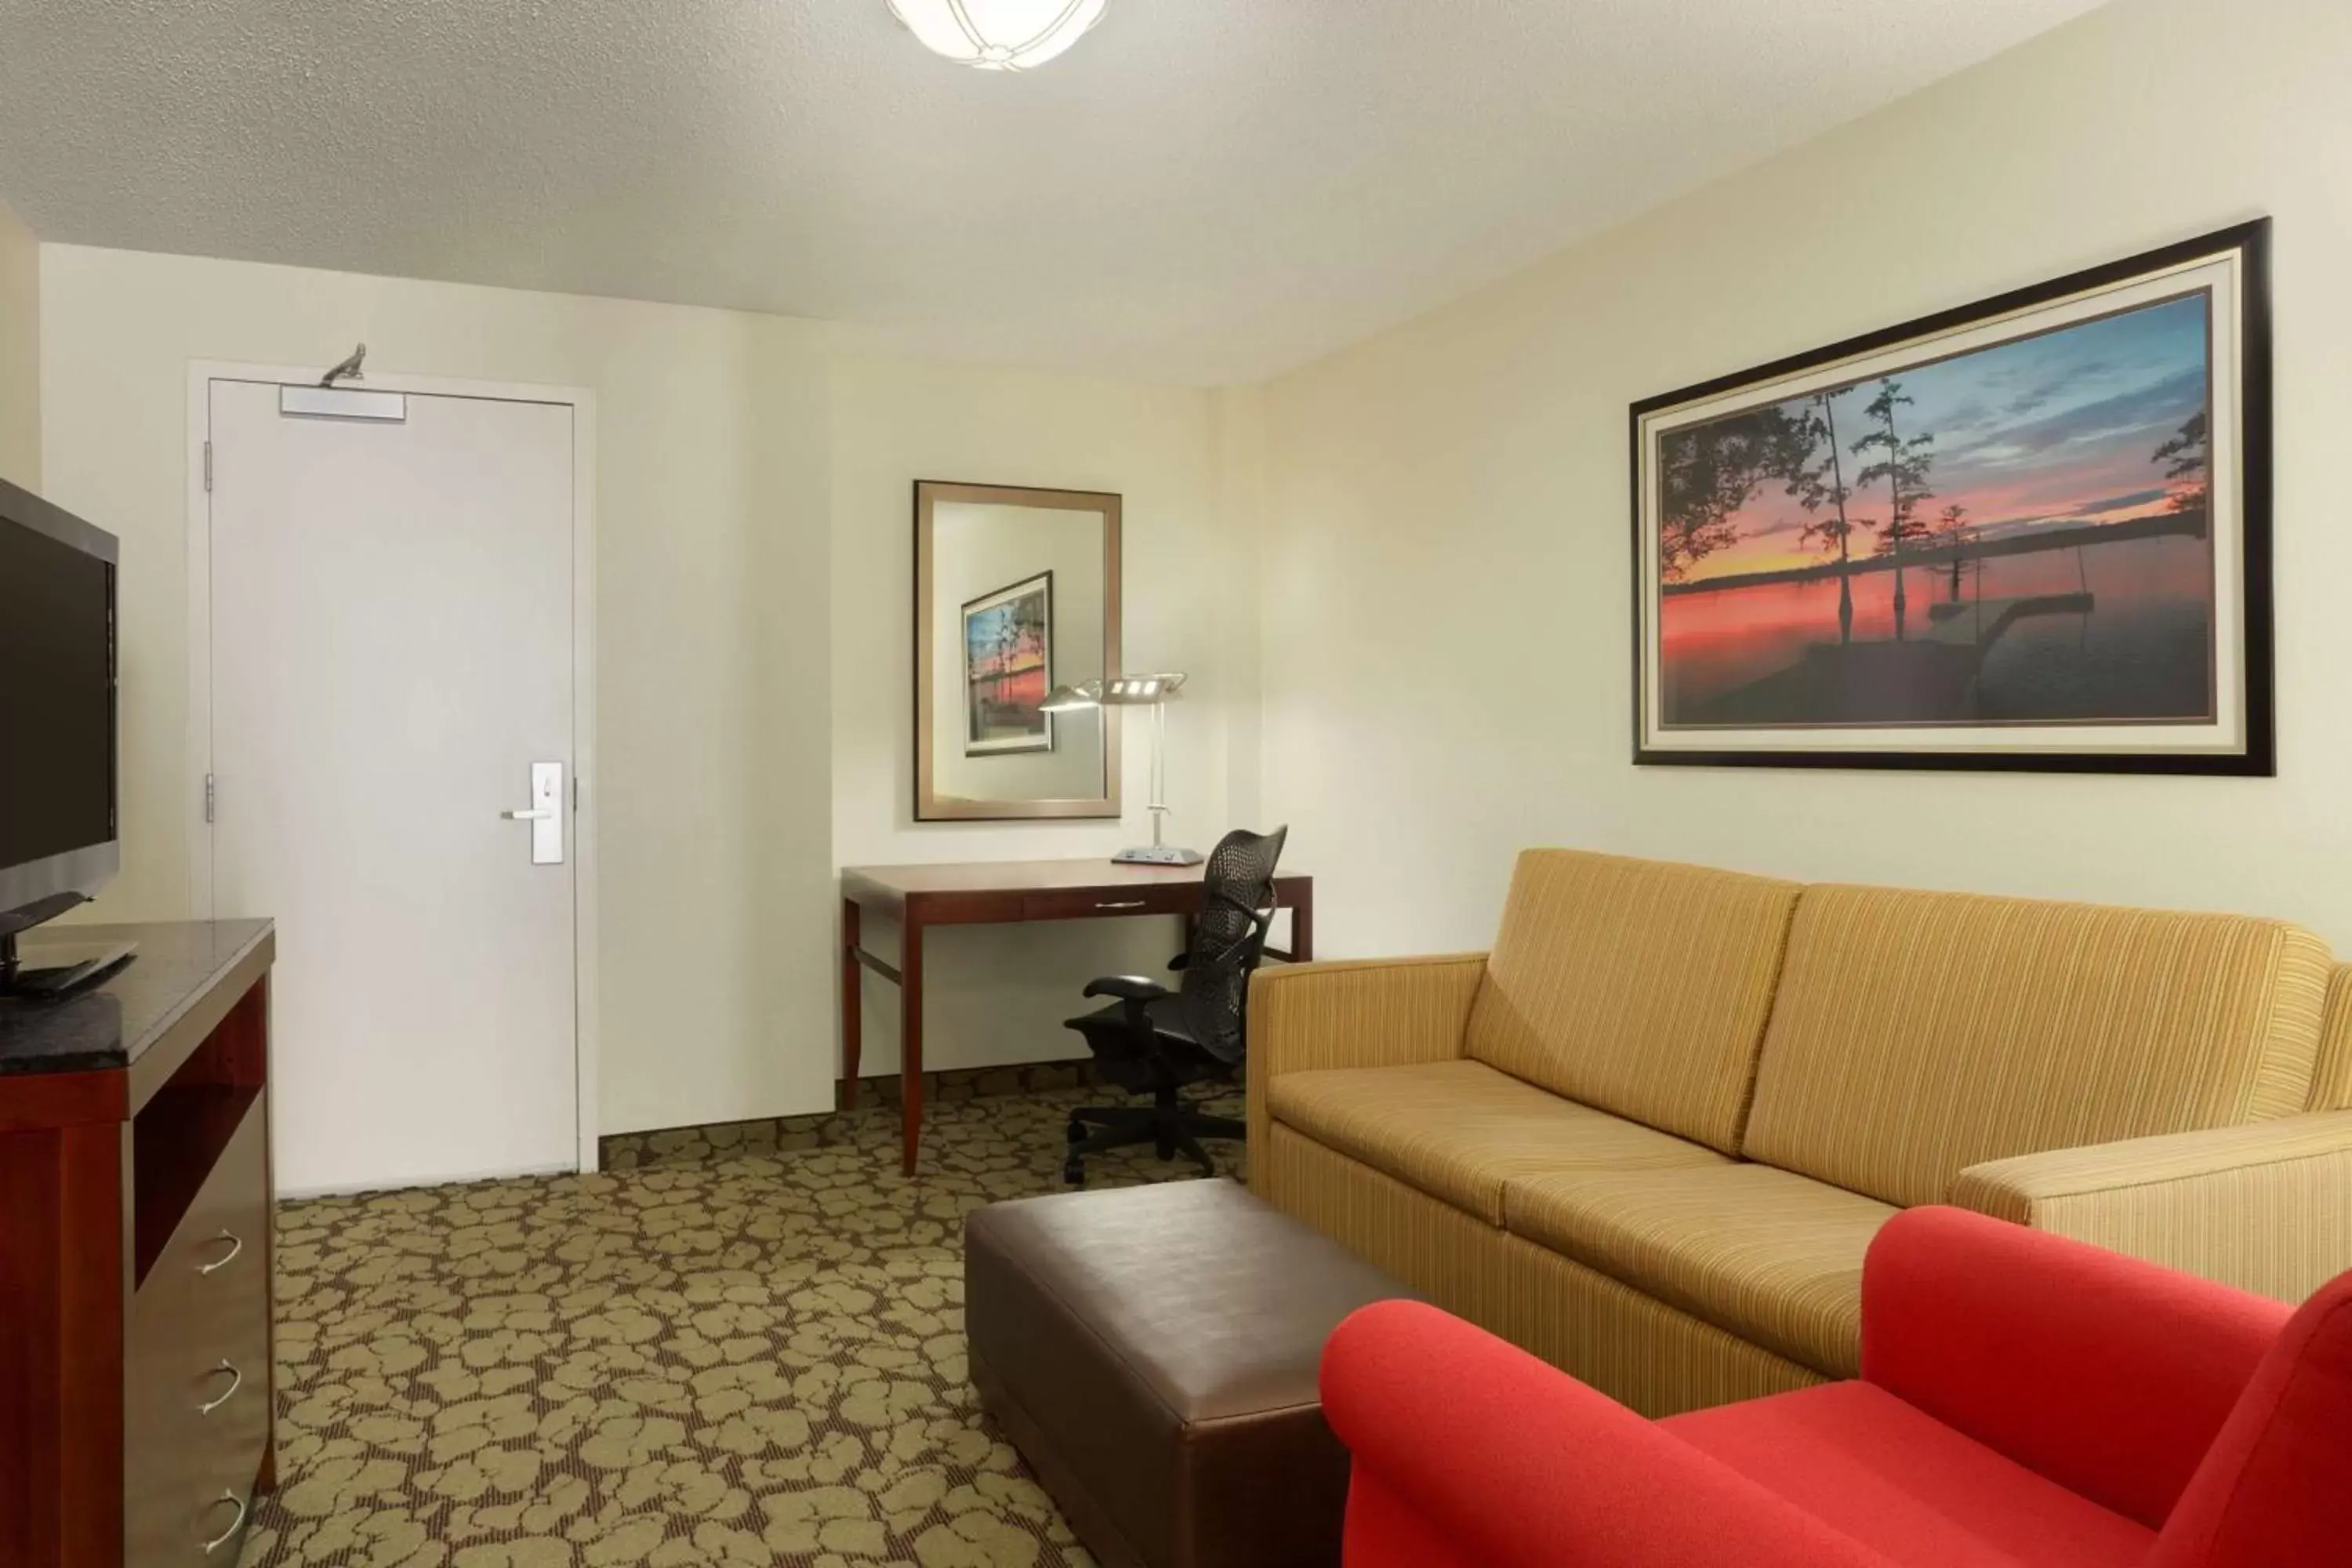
[
  {"left": 900, "top": 913, "right": 924, "bottom": 1176},
  {"left": 840, "top": 897, "right": 862, "bottom": 1109},
  {"left": 1291, "top": 883, "right": 1315, "bottom": 963}
]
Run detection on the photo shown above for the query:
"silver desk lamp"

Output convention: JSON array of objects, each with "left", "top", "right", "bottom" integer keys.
[{"left": 1041, "top": 673, "right": 1201, "bottom": 865}]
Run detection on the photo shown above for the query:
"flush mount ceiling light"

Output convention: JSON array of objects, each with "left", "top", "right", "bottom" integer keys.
[{"left": 886, "top": 0, "right": 1106, "bottom": 71}]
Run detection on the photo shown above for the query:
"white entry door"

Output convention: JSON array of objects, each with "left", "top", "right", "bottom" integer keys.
[{"left": 205, "top": 379, "right": 580, "bottom": 1194}]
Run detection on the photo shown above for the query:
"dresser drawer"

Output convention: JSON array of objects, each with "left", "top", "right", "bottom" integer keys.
[
  {"left": 1022, "top": 884, "right": 1197, "bottom": 923},
  {"left": 126, "top": 1096, "right": 271, "bottom": 1566}
]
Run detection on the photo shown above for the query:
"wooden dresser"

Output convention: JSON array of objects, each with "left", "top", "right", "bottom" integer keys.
[{"left": 0, "top": 920, "right": 277, "bottom": 1567}]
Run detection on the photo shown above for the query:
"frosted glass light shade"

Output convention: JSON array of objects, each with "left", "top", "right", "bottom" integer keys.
[{"left": 886, "top": 0, "right": 1106, "bottom": 71}]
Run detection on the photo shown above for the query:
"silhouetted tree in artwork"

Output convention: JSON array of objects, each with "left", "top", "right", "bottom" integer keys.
[
  {"left": 1782, "top": 394, "right": 1871, "bottom": 643},
  {"left": 2152, "top": 411, "right": 2209, "bottom": 514},
  {"left": 1853, "top": 378, "right": 1936, "bottom": 639},
  {"left": 978, "top": 616, "right": 1018, "bottom": 728},
  {"left": 1931, "top": 503, "right": 1973, "bottom": 600},
  {"left": 1657, "top": 405, "right": 1809, "bottom": 583}
]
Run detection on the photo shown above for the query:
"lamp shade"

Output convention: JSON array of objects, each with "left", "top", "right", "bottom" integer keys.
[
  {"left": 1038, "top": 681, "right": 1101, "bottom": 713},
  {"left": 885, "top": 0, "right": 1106, "bottom": 71}
]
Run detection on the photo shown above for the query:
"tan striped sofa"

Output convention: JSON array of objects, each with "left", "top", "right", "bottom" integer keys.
[{"left": 1246, "top": 849, "right": 2352, "bottom": 1417}]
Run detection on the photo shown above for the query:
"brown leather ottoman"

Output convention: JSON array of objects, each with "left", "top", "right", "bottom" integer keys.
[{"left": 964, "top": 1178, "right": 1416, "bottom": 1568}]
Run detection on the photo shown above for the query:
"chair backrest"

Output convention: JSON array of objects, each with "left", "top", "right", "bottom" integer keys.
[
  {"left": 2147, "top": 1267, "right": 2352, "bottom": 1567},
  {"left": 1179, "top": 825, "right": 1288, "bottom": 1062},
  {"left": 1860, "top": 1206, "right": 2290, "bottom": 1531}
]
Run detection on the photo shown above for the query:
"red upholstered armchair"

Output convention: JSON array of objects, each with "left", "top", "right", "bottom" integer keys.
[{"left": 1319, "top": 1207, "right": 2351, "bottom": 1568}]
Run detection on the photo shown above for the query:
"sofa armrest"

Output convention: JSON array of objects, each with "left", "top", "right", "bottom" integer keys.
[
  {"left": 1951, "top": 1109, "right": 2352, "bottom": 1305},
  {"left": 1861, "top": 1206, "right": 2290, "bottom": 1531},
  {"left": 1322, "top": 1300, "right": 1896, "bottom": 1568},
  {"left": 1245, "top": 953, "right": 1486, "bottom": 1176}
]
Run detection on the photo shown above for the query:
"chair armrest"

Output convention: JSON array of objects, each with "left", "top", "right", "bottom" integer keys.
[
  {"left": 1322, "top": 1301, "right": 1896, "bottom": 1568},
  {"left": 1860, "top": 1206, "right": 2291, "bottom": 1530},
  {"left": 1951, "top": 1109, "right": 2352, "bottom": 1304},
  {"left": 1083, "top": 975, "right": 1171, "bottom": 1003},
  {"left": 1244, "top": 953, "right": 1486, "bottom": 1184}
]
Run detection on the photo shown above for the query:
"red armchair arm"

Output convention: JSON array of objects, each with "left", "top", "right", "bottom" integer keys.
[
  {"left": 1860, "top": 1206, "right": 2291, "bottom": 1530},
  {"left": 1319, "top": 1301, "right": 1896, "bottom": 1568}
]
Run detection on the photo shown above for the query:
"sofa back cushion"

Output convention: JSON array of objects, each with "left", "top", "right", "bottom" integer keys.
[
  {"left": 1464, "top": 850, "right": 1800, "bottom": 1153},
  {"left": 1744, "top": 884, "right": 2332, "bottom": 1209}
]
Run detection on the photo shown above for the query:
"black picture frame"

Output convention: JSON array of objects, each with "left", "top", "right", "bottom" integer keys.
[{"left": 1629, "top": 219, "right": 2273, "bottom": 775}]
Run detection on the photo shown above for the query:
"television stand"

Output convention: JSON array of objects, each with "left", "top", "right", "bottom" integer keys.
[
  {"left": 0, "top": 919, "right": 277, "bottom": 1566},
  {"left": 0, "top": 931, "right": 139, "bottom": 998}
]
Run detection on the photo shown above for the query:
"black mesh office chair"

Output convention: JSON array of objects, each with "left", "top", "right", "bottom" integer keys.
[{"left": 1060, "top": 825, "right": 1289, "bottom": 1184}]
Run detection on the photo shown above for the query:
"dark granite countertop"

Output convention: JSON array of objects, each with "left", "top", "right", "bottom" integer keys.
[{"left": 0, "top": 920, "right": 274, "bottom": 1076}]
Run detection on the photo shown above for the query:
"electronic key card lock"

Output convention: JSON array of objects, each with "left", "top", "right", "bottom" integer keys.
[{"left": 501, "top": 762, "right": 567, "bottom": 865}]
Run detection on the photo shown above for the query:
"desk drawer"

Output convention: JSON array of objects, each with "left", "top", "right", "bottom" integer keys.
[
  {"left": 1022, "top": 886, "right": 1196, "bottom": 923},
  {"left": 127, "top": 1097, "right": 271, "bottom": 1566}
]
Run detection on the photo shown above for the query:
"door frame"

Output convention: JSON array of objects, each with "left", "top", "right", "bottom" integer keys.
[{"left": 185, "top": 361, "right": 604, "bottom": 1175}]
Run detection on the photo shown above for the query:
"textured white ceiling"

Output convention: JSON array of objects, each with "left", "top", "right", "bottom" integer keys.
[{"left": 0, "top": 0, "right": 2107, "bottom": 383}]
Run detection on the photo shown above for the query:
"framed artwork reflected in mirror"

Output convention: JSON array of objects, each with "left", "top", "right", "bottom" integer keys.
[{"left": 962, "top": 570, "right": 1055, "bottom": 757}]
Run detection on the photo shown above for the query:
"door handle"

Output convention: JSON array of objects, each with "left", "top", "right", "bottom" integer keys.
[{"left": 504, "top": 763, "right": 566, "bottom": 864}]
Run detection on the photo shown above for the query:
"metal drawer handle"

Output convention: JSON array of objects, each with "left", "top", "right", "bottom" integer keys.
[
  {"left": 201, "top": 1490, "right": 247, "bottom": 1553},
  {"left": 1094, "top": 900, "right": 1146, "bottom": 910},
  {"left": 198, "top": 1230, "right": 243, "bottom": 1275},
  {"left": 199, "top": 1359, "right": 243, "bottom": 1415}
]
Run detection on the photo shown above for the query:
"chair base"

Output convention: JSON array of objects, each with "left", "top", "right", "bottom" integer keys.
[{"left": 1065, "top": 1092, "right": 1244, "bottom": 1184}]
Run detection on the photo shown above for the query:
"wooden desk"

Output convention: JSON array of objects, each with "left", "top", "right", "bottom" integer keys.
[{"left": 841, "top": 859, "right": 1314, "bottom": 1174}]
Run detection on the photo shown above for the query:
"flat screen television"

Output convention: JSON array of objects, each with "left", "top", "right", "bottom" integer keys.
[{"left": 0, "top": 474, "right": 121, "bottom": 977}]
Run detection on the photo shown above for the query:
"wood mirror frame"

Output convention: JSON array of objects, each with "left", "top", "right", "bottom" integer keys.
[{"left": 913, "top": 481, "right": 1123, "bottom": 821}]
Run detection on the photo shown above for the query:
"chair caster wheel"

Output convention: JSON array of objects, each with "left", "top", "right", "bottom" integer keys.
[{"left": 1063, "top": 1157, "right": 1085, "bottom": 1187}]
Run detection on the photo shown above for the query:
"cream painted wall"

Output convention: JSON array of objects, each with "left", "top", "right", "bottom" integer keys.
[
  {"left": 830, "top": 352, "right": 1264, "bottom": 1074},
  {"left": 38, "top": 245, "right": 836, "bottom": 1137},
  {"left": 0, "top": 195, "right": 36, "bottom": 488},
  {"left": 1256, "top": 0, "right": 2352, "bottom": 956},
  {"left": 1210, "top": 386, "right": 1266, "bottom": 831}
]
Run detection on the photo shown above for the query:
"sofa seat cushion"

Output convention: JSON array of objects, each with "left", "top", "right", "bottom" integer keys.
[
  {"left": 1663, "top": 1381, "right": 2154, "bottom": 1568},
  {"left": 1504, "top": 1164, "right": 1895, "bottom": 1376},
  {"left": 1265, "top": 1060, "right": 1726, "bottom": 1225},
  {"left": 1464, "top": 850, "right": 1801, "bottom": 1154}
]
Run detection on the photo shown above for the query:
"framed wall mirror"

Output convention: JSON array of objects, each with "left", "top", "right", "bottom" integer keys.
[{"left": 914, "top": 481, "right": 1123, "bottom": 821}]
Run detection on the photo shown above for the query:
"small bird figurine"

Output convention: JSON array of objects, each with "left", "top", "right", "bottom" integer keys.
[{"left": 318, "top": 343, "right": 368, "bottom": 387}]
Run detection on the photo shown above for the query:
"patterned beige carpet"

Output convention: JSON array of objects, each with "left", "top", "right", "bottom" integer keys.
[{"left": 242, "top": 1086, "right": 1243, "bottom": 1568}]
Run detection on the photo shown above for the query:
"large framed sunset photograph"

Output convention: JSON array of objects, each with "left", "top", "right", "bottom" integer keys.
[{"left": 1632, "top": 222, "right": 2271, "bottom": 774}]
